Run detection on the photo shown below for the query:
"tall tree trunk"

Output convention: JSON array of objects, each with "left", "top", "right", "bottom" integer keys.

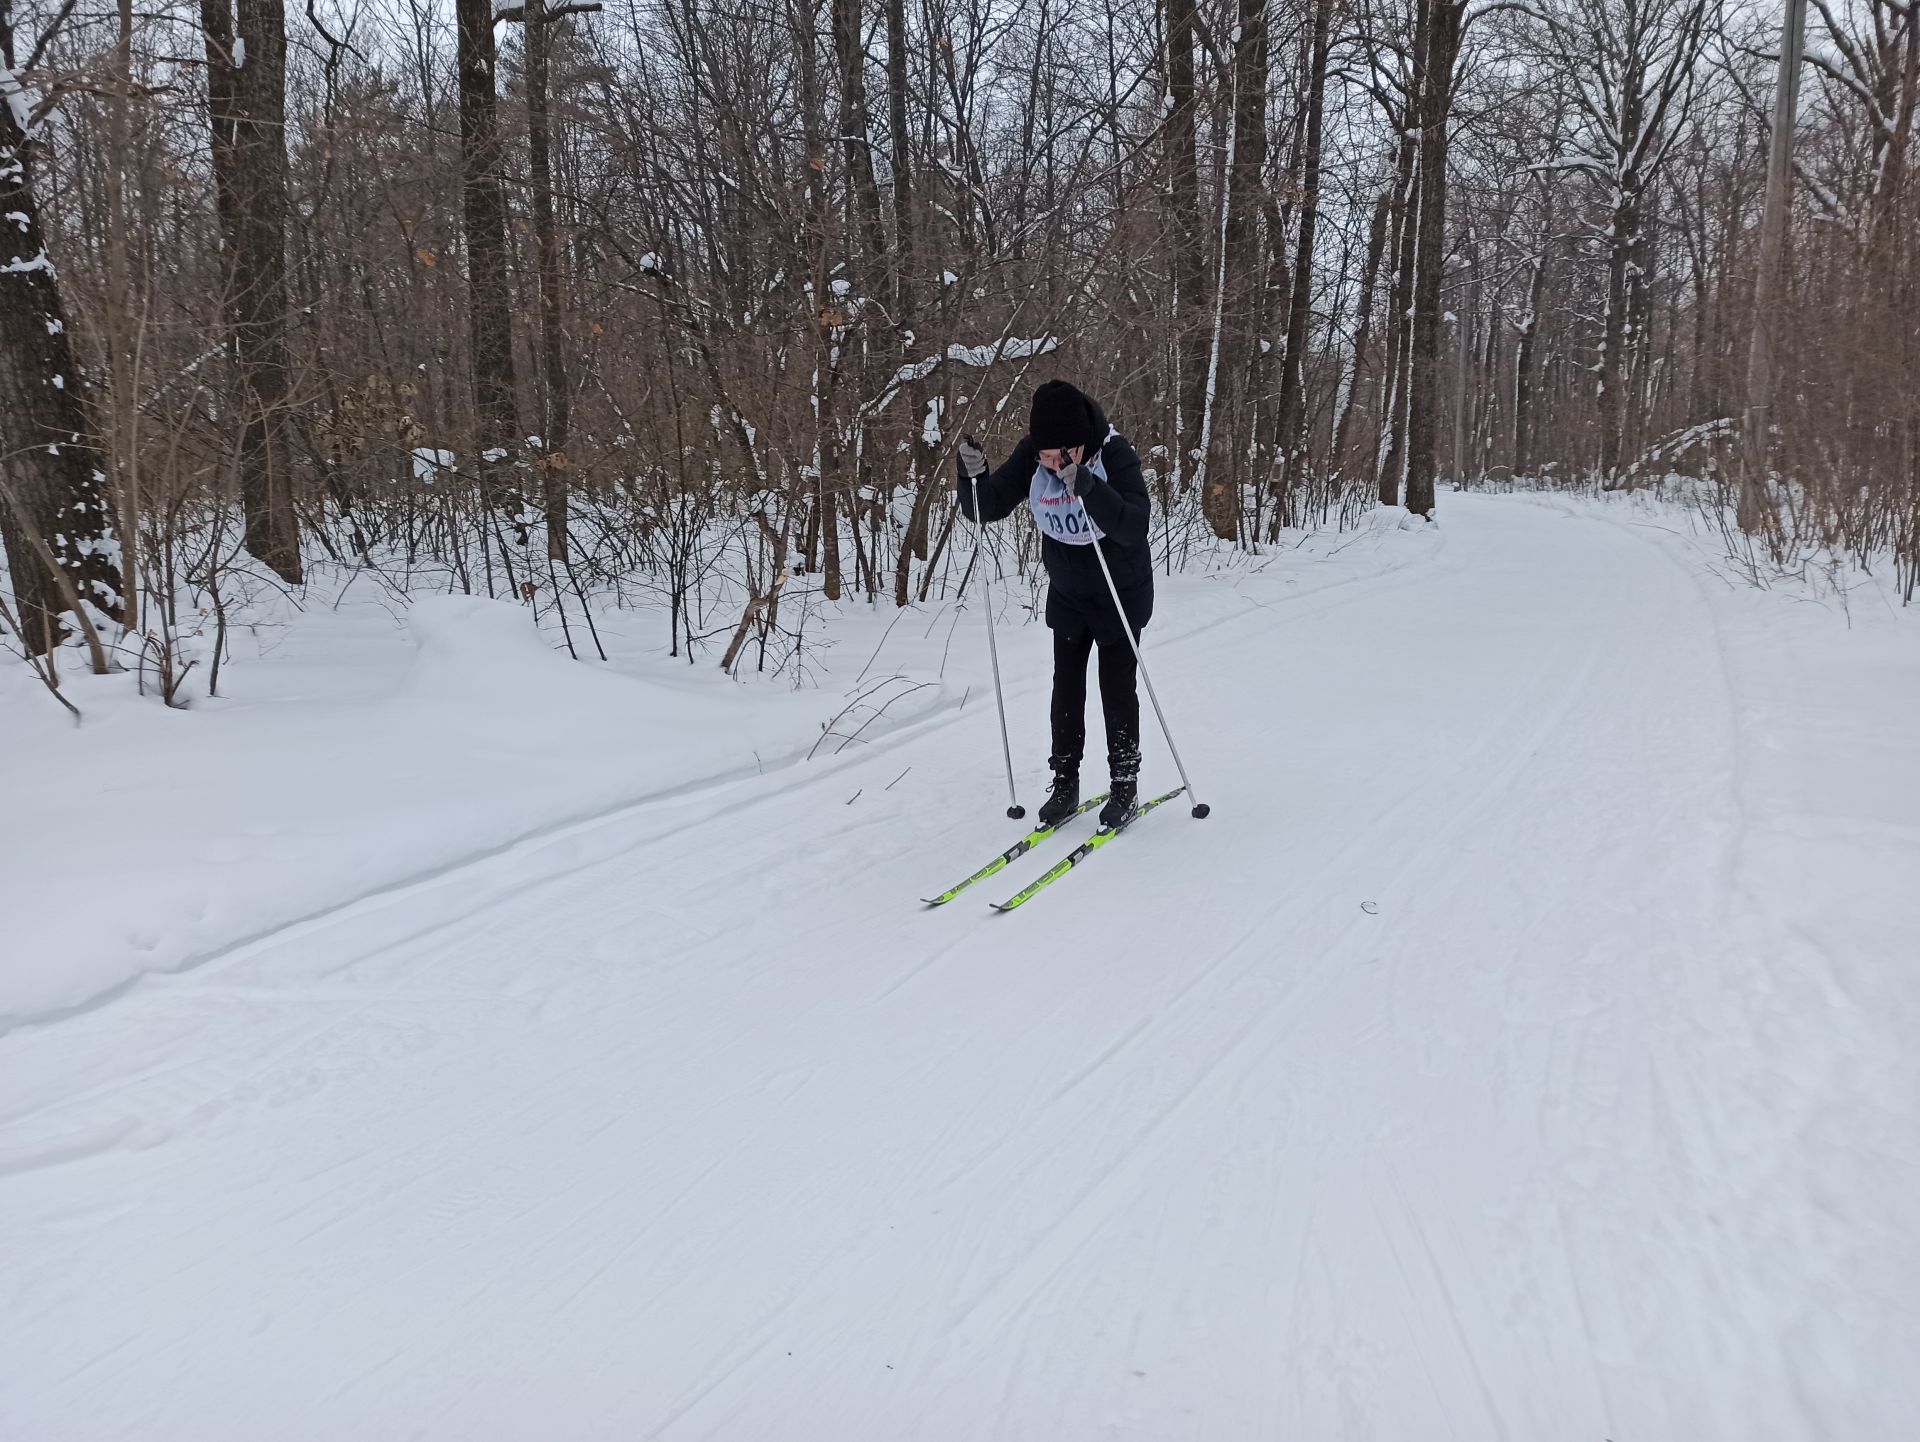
[
  {"left": 830, "top": 0, "right": 887, "bottom": 265},
  {"left": 1272, "top": 0, "right": 1331, "bottom": 516},
  {"left": 1194, "top": 0, "right": 1265, "bottom": 542},
  {"left": 456, "top": 0, "right": 522, "bottom": 505},
  {"left": 1705, "top": 174, "right": 1741, "bottom": 418},
  {"left": 1474, "top": 272, "right": 1500, "bottom": 471},
  {"left": 1596, "top": 185, "right": 1639, "bottom": 480},
  {"left": 1333, "top": 185, "right": 1392, "bottom": 476},
  {"left": 1451, "top": 247, "right": 1474, "bottom": 479},
  {"left": 1742, "top": 0, "right": 1807, "bottom": 529},
  {"left": 1164, "top": 0, "right": 1205, "bottom": 491},
  {"left": 795, "top": 0, "right": 842, "bottom": 599},
  {"left": 523, "top": 0, "right": 584, "bottom": 561},
  {"left": 1377, "top": 127, "right": 1420, "bottom": 503},
  {"left": 1514, "top": 194, "right": 1552, "bottom": 473},
  {"left": 1623, "top": 183, "right": 1659, "bottom": 465},
  {"left": 829, "top": 0, "right": 885, "bottom": 606},
  {"left": 1686, "top": 228, "right": 1711, "bottom": 420},
  {"left": 1227, "top": 0, "right": 1270, "bottom": 498},
  {"left": 103, "top": 0, "right": 140, "bottom": 628},
  {"left": 203, "top": 0, "right": 303, "bottom": 581},
  {"left": 884, "top": 0, "right": 913, "bottom": 314},
  {"left": 1404, "top": 0, "right": 1465, "bottom": 518},
  {"left": 886, "top": 0, "right": 938, "bottom": 606},
  {"left": 0, "top": 42, "right": 127, "bottom": 653}
]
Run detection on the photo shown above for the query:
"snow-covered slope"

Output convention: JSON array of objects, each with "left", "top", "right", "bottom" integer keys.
[
  {"left": 2, "top": 494, "right": 1913, "bottom": 1439},
  {"left": 3, "top": 583, "right": 965, "bottom": 1027}
]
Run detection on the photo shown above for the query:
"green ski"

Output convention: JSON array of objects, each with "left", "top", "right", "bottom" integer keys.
[
  {"left": 922, "top": 793, "right": 1109, "bottom": 906},
  {"left": 990, "top": 787, "right": 1187, "bottom": 912}
]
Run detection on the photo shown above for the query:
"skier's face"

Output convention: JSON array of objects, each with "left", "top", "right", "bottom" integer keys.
[{"left": 1038, "top": 444, "right": 1083, "bottom": 473}]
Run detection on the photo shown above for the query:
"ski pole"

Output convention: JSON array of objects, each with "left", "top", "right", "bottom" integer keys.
[
  {"left": 1077, "top": 491, "right": 1211, "bottom": 820},
  {"left": 966, "top": 453, "right": 1025, "bottom": 820}
]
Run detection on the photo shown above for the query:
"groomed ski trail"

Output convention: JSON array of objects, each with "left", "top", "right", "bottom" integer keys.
[{"left": 2, "top": 495, "right": 1911, "bottom": 1441}]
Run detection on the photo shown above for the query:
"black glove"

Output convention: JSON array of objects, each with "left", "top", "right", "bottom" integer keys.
[{"left": 1058, "top": 460, "right": 1095, "bottom": 498}]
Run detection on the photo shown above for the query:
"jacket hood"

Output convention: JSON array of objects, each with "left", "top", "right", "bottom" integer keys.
[{"left": 1083, "top": 395, "right": 1112, "bottom": 451}]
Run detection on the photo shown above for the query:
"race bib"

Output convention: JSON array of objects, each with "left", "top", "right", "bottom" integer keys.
[{"left": 1027, "top": 441, "right": 1114, "bottom": 545}]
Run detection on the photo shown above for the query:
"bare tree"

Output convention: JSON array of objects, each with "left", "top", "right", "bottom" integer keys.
[
  {"left": 1, "top": 0, "right": 126, "bottom": 655},
  {"left": 1194, "top": 0, "right": 1268, "bottom": 540},
  {"left": 504, "top": 0, "right": 601, "bottom": 561},
  {"left": 1163, "top": 0, "right": 1207, "bottom": 503},
  {"left": 0, "top": 0, "right": 1912, "bottom": 700},
  {"left": 1519, "top": 0, "right": 1713, "bottom": 479},
  {"left": 1741, "top": 0, "right": 1807, "bottom": 532},
  {"left": 1273, "top": 0, "right": 1334, "bottom": 519},
  {"left": 456, "top": 0, "right": 523, "bottom": 507},
  {"left": 1404, "top": 0, "right": 1467, "bottom": 517},
  {"left": 202, "top": 0, "right": 303, "bottom": 580}
]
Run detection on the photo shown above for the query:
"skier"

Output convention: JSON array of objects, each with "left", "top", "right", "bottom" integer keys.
[{"left": 957, "top": 379, "right": 1153, "bottom": 830}]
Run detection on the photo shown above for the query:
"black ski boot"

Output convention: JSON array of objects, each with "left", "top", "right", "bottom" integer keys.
[
  {"left": 1036, "top": 759, "right": 1081, "bottom": 828},
  {"left": 1100, "top": 743, "right": 1141, "bottom": 828},
  {"left": 1099, "top": 779, "right": 1138, "bottom": 829}
]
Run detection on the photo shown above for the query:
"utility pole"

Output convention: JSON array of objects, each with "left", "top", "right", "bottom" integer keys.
[{"left": 1741, "top": 0, "right": 1808, "bottom": 535}]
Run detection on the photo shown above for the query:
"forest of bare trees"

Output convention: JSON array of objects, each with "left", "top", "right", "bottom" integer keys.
[{"left": 3, "top": 0, "right": 1916, "bottom": 682}]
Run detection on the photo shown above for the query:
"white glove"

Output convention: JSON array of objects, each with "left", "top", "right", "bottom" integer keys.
[{"left": 958, "top": 438, "right": 988, "bottom": 479}]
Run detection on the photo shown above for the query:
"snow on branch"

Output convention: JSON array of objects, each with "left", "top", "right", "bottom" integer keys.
[
  {"left": 862, "top": 335, "right": 1059, "bottom": 416},
  {"left": 1529, "top": 154, "right": 1612, "bottom": 180},
  {"left": 0, "top": 64, "right": 38, "bottom": 138},
  {"left": 945, "top": 336, "right": 1057, "bottom": 369}
]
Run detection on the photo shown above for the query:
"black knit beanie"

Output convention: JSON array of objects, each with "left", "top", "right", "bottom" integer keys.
[{"left": 1029, "top": 379, "right": 1094, "bottom": 451}]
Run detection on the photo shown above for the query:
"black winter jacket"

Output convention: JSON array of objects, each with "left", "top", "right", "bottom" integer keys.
[{"left": 956, "top": 401, "right": 1155, "bottom": 643}]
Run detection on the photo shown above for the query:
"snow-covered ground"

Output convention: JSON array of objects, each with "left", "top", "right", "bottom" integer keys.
[
  {"left": 0, "top": 509, "right": 1425, "bottom": 1026},
  {"left": 1, "top": 592, "right": 836, "bottom": 1026},
  {"left": 2, "top": 492, "right": 1914, "bottom": 1439}
]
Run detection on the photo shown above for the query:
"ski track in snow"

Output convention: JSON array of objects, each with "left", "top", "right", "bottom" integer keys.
[{"left": 3, "top": 496, "right": 1914, "bottom": 1439}]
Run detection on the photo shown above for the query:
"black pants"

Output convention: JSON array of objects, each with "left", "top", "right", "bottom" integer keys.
[{"left": 1050, "top": 627, "right": 1141, "bottom": 779}]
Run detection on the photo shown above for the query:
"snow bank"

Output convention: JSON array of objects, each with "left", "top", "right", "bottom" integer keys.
[{"left": 0, "top": 594, "right": 928, "bottom": 1029}]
